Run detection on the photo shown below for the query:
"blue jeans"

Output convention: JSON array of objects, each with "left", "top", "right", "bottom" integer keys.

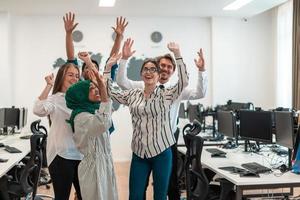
[{"left": 129, "top": 148, "right": 172, "bottom": 200}]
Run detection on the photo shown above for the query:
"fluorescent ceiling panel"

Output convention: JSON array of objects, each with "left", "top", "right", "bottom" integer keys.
[
  {"left": 99, "top": 0, "right": 116, "bottom": 7},
  {"left": 223, "top": 0, "right": 254, "bottom": 10}
]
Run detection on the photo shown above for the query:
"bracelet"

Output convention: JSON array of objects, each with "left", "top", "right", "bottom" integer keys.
[{"left": 103, "top": 71, "right": 111, "bottom": 74}]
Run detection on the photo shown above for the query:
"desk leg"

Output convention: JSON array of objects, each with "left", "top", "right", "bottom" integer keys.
[{"left": 236, "top": 186, "right": 243, "bottom": 200}]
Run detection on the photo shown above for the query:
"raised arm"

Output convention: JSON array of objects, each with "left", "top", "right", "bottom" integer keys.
[
  {"left": 180, "top": 48, "right": 207, "bottom": 100},
  {"left": 115, "top": 38, "right": 144, "bottom": 89},
  {"left": 109, "top": 16, "right": 128, "bottom": 57},
  {"left": 33, "top": 74, "right": 55, "bottom": 116},
  {"left": 63, "top": 12, "right": 78, "bottom": 61},
  {"left": 107, "top": 16, "right": 128, "bottom": 80},
  {"left": 92, "top": 67, "right": 109, "bottom": 103},
  {"left": 39, "top": 74, "right": 54, "bottom": 100},
  {"left": 164, "top": 42, "right": 189, "bottom": 103}
]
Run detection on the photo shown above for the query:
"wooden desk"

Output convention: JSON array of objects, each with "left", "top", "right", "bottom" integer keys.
[
  {"left": 0, "top": 133, "right": 31, "bottom": 177},
  {"left": 178, "top": 145, "right": 300, "bottom": 199}
]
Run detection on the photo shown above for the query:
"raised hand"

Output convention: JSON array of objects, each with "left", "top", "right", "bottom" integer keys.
[
  {"left": 106, "top": 53, "right": 122, "bottom": 71},
  {"left": 78, "top": 52, "right": 91, "bottom": 63},
  {"left": 86, "top": 70, "right": 97, "bottom": 83},
  {"left": 194, "top": 48, "right": 205, "bottom": 71},
  {"left": 167, "top": 42, "right": 181, "bottom": 58},
  {"left": 122, "top": 38, "right": 136, "bottom": 60},
  {"left": 63, "top": 12, "right": 78, "bottom": 34},
  {"left": 45, "top": 73, "right": 54, "bottom": 86},
  {"left": 112, "top": 16, "right": 128, "bottom": 36},
  {"left": 91, "top": 67, "right": 106, "bottom": 90}
]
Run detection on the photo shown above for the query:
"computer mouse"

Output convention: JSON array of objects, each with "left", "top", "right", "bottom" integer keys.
[{"left": 279, "top": 164, "right": 288, "bottom": 173}]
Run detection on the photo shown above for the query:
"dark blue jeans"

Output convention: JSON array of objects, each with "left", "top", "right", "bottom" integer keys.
[{"left": 129, "top": 148, "right": 172, "bottom": 200}]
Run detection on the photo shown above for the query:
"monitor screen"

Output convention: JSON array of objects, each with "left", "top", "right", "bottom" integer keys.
[
  {"left": 187, "top": 103, "right": 202, "bottom": 123},
  {"left": 239, "top": 110, "right": 273, "bottom": 143},
  {"left": 4, "top": 108, "right": 20, "bottom": 127},
  {"left": 226, "top": 100, "right": 252, "bottom": 111},
  {"left": 178, "top": 103, "right": 186, "bottom": 119},
  {"left": 274, "top": 111, "right": 294, "bottom": 149},
  {"left": 23, "top": 108, "right": 28, "bottom": 127},
  {"left": 0, "top": 109, "right": 5, "bottom": 128},
  {"left": 217, "top": 111, "right": 236, "bottom": 138}
]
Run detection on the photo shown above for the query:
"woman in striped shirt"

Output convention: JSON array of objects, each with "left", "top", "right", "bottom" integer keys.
[{"left": 106, "top": 39, "right": 189, "bottom": 200}]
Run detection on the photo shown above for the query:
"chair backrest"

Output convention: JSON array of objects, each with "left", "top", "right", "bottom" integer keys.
[
  {"left": 30, "top": 120, "right": 47, "bottom": 136},
  {"left": 8, "top": 133, "right": 45, "bottom": 199},
  {"left": 29, "top": 133, "right": 45, "bottom": 198},
  {"left": 30, "top": 120, "right": 48, "bottom": 167},
  {"left": 184, "top": 134, "right": 208, "bottom": 200}
]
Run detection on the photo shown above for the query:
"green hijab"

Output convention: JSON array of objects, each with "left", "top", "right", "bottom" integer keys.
[{"left": 65, "top": 80, "right": 100, "bottom": 132}]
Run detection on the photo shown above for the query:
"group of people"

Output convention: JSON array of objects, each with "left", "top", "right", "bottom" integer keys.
[{"left": 33, "top": 12, "right": 207, "bottom": 200}]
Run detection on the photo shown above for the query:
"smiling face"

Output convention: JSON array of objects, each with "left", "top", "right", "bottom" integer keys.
[
  {"left": 141, "top": 61, "right": 160, "bottom": 86},
  {"left": 88, "top": 82, "right": 101, "bottom": 102},
  {"left": 158, "top": 58, "right": 175, "bottom": 84},
  {"left": 61, "top": 66, "right": 80, "bottom": 92}
]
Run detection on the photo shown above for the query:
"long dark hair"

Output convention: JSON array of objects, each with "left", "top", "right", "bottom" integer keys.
[
  {"left": 52, "top": 63, "right": 79, "bottom": 94},
  {"left": 48, "top": 63, "right": 80, "bottom": 125}
]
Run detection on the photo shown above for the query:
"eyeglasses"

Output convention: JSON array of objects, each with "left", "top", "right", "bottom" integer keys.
[{"left": 142, "top": 67, "right": 158, "bottom": 74}]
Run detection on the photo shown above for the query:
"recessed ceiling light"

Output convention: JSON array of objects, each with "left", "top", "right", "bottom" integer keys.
[
  {"left": 223, "top": 0, "right": 254, "bottom": 10},
  {"left": 99, "top": 0, "right": 116, "bottom": 7}
]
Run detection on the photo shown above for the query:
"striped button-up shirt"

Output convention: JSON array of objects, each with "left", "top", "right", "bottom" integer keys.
[{"left": 108, "top": 58, "right": 188, "bottom": 158}]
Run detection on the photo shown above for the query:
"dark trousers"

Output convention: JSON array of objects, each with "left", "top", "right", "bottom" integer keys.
[
  {"left": 48, "top": 155, "right": 82, "bottom": 200},
  {"left": 143, "top": 144, "right": 180, "bottom": 200},
  {"left": 0, "top": 176, "right": 10, "bottom": 200},
  {"left": 167, "top": 143, "right": 180, "bottom": 200},
  {"left": 130, "top": 148, "right": 172, "bottom": 200}
]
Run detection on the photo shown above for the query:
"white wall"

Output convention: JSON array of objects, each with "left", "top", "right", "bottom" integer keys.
[
  {"left": 10, "top": 15, "right": 211, "bottom": 161},
  {"left": 211, "top": 10, "right": 276, "bottom": 109},
  {"left": 1, "top": 10, "right": 276, "bottom": 161},
  {"left": 0, "top": 12, "right": 13, "bottom": 107}
]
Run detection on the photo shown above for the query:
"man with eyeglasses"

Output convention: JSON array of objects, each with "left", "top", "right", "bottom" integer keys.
[{"left": 116, "top": 42, "right": 207, "bottom": 199}]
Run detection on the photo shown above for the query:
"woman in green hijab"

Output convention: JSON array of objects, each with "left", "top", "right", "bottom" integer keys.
[{"left": 65, "top": 69, "right": 118, "bottom": 200}]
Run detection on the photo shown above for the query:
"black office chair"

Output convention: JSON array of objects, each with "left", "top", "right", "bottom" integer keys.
[
  {"left": 184, "top": 133, "right": 209, "bottom": 200},
  {"left": 31, "top": 120, "right": 51, "bottom": 182},
  {"left": 183, "top": 124, "right": 235, "bottom": 200},
  {"left": 30, "top": 120, "right": 54, "bottom": 200},
  {"left": 7, "top": 133, "right": 45, "bottom": 200}
]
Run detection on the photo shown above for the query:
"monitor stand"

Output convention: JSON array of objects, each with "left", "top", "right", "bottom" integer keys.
[{"left": 1, "top": 127, "right": 19, "bottom": 135}]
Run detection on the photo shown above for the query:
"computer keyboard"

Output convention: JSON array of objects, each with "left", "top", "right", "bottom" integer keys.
[
  {"left": 4, "top": 146, "right": 22, "bottom": 153},
  {"left": 219, "top": 166, "right": 247, "bottom": 173},
  {"left": 206, "top": 148, "right": 226, "bottom": 155},
  {"left": 241, "top": 162, "right": 272, "bottom": 174}
]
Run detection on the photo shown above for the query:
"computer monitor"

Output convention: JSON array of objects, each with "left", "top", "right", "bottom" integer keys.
[
  {"left": 187, "top": 102, "right": 203, "bottom": 123},
  {"left": 217, "top": 111, "right": 236, "bottom": 138},
  {"left": 23, "top": 108, "right": 28, "bottom": 127},
  {"left": 239, "top": 110, "right": 273, "bottom": 143},
  {"left": 274, "top": 111, "right": 294, "bottom": 149},
  {"left": 178, "top": 103, "right": 186, "bottom": 119},
  {"left": 0, "top": 109, "right": 5, "bottom": 129},
  {"left": 0, "top": 108, "right": 20, "bottom": 131},
  {"left": 226, "top": 100, "right": 253, "bottom": 111}
]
